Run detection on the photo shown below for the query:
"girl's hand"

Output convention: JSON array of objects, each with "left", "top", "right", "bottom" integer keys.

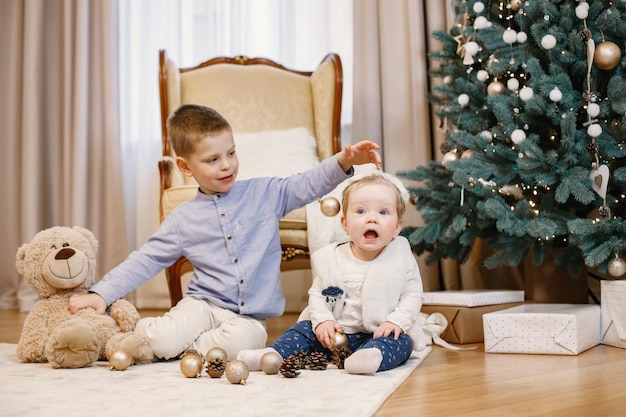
[
  {"left": 374, "top": 321, "right": 403, "bottom": 340},
  {"left": 315, "top": 320, "right": 343, "bottom": 349}
]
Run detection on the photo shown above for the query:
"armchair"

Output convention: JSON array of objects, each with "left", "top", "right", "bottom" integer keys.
[{"left": 158, "top": 50, "right": 343, "bottom": 306}]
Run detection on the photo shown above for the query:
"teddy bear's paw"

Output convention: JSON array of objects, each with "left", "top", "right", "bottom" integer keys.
[
  {"left": 108, "top": 299, "right": 141, "bottom": 333},
  {"left": 106, "top": 332, "right": 155, "bottom": 366},
  {"left": 47, "top": 319, "right": 101, "bottom": 368}
]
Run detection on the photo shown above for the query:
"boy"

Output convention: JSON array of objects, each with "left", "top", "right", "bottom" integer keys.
[
  {"left": 237, "top": 173, "right": 425, "bottom": 374},
  {"left": 69, "top": 104, "right": 381, "bottom": 361}
]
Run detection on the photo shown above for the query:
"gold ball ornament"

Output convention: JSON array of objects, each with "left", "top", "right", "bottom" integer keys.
[
  {"left": 108, "top": 350, "right": 132, "bottom": 371},
  {"left": 320, "top": 197, "right": 340, "bottom": 217},
  {"left": 509, "top": 0, "right": 522, "bottom": 12},
  {"left": 225, "top": 359, "right": 250, "bottom": 385},
  {"left": 608, "top": 257, "right": 626, "bottom": 278},
  {"left": 260, "top": 351, "right": 283, "bottom": 375},
  {"left": 441, "top": 151, "right": 458, "bottom": 166},
  {"left": 333, "top": 331, "right": 348, "bottom": 349},
  {"left": 180, "top": 350, "right": 204, "bottom": 378},
  {"left": 205, "top": 346, "right": 228, "bottom": 363},
  {"left": 487, "top": 81, "right": 506, "bottom": 95},
  {"left": 594, "top": 41, "right": 622, "bottom": 70}
]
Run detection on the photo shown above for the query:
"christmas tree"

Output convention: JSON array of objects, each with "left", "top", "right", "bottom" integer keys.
[{"left": 399, "top": 0, "right": 626, "bottom": 278}]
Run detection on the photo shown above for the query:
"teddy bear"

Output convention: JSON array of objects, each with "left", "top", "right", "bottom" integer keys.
[{"left": 15, "top": 226, "right": 154, "bottom": 369}]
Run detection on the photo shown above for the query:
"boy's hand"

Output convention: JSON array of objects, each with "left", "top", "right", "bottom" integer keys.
[
  {"left": 315, "top": 320, "right": 342, "bottom": 349},
  {"left": 68, "top": 293, "right": 107, "bottom": 315},
  {"left": 337, "top": 141, "right": 382, "bottom": 172},
  {"left": 373, "top": 321, "right": 403, "bottom": 340}
]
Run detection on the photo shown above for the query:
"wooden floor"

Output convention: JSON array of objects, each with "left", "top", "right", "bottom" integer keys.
[{"left": 2, "top": 308, "right": 625, "bottom": 416}]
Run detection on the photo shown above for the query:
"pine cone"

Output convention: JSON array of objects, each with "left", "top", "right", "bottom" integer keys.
[
  {"left": 306, "top": 351, "right": 328, "bottom": 370},
  {"left": 292, "top": 350, "right": 307, "bottom": 369},
  {"left": 331, "top": 346, "right": 352, "bottom": 369},
  {"left": 206, "top": 358, "right": 225, "bottom": 378},
  {"left": 279, "top": 354, "right": 302, "bottom": 378}
]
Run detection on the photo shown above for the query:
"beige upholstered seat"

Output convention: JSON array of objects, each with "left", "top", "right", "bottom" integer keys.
[{"left": 158, "top": 50, "right": 343, "bottom": 306}]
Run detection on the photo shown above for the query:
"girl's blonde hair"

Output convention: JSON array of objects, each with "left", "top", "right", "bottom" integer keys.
[{"left": 341, "top": 174, "right": 406, "bottom": 218}]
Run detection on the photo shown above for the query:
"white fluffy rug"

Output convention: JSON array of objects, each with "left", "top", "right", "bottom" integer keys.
[{"left": 0, "top": 343, "right": 431, "bottom": 417}]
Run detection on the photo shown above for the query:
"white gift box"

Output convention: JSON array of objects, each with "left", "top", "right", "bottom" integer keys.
[
  {"left": 483, "top": 304, "right": 601, "bottom": 355},
  {"left": 601, "top": 280, "right": 626, "bottom": 349},
  {"left": 422, "top": 290, "right": 525, "bottom": 307}
]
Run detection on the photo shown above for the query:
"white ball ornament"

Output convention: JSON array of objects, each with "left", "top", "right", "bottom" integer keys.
[
  {"left": 480, "top": 130, "right": 493, "bottom": 142},
  {"left": 503, "top": 29, "right": 518, "bottom": 45},
  {"left": 477, "top": 70, "right": 489, "bottom": 82},
  {"left": 517, "top": 31, "right": 528, "bottom": 43},
  {"left": 541, "top": 34, "right": 557, "bottom": 50},
  {"left": 587, "top": 102, "right": 600, "bottom": 118},
  {"left": 473, "top": 2, "right": 485, "bottom": 13},
  {"left": 549, "top": 87, "right": 562, "bottom": 102},
  {"left": 608, "top": 257, "right": 626, "bottom": 277},
  {"left": 443, "top": 75, "right": 454, "bottom": 85},
  {"left": 575, "top": 4, "right": 588, "bottom": 19},
  {"left": 507, "top": 78, "right": 520, "bottom": 91},
  {"left": 587, "top": 123, "right": 602, "bottom": 138},
  {"left": 511, "top": 129, "right": 526, "bottom": 144},
  {"left": 519, "top": 86, "right": 534, "bottom": 102},
  {"left": 458, "top": 94, "right": 470, "bottom": 107},
  {"left": 474, "top": 16, "right": 491, "bottom": 30}
]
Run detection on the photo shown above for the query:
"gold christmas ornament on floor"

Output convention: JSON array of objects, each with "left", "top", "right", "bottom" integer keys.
[
  {"left": 260, "top": 351, "right": 283, "bottom": 375},
  {"left": 225, "top": 359, "right": 249, "bottom": 385},
  {"left": 593, "top": 41, "right": 621, "bottom": 70},
  {"left": 108, "top": 350, "right": 132, "bottom": 371},
  {"left": 205, "top": 346, "right": 227, "bottom": 363},
  {"left": 320, "top": 196, "right": 340, "bottom": 217},
  {"left": 180, "top": 349, "right": 204, "bottom": 378}
]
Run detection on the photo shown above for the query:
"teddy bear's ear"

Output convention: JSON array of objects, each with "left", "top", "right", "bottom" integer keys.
[
  {"left": 73, "top": 226, "right": 99, "bottom": 252},
  {"left": 15, "top": 243, "right": 29, "bottom": 275}
]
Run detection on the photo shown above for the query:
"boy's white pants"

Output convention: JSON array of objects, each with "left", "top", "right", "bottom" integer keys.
[{"left": 135, "top": 296, "right": 267, "bottom": 361}]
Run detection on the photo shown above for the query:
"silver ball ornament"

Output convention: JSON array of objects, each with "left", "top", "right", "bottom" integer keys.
[
  {"left": 260, "top": 351, "right": 283, "bottom": 375},
  {"left": 205, "top": 346, "right": 228, "bottom": 363},
  {"left": 320, "top": 197, "right": 340, "bottom": 217},
  {"left": 608, "top": 257, "right": 626, "bottom": 278},
  {"left": 333, "top": 331, "right": 348, "bottom": 349},
  {"left": 180, "top": 350, "right": 204, "bottom": 378},
  {"left": 108, "top": 349, "right": 132, "bottom": 371},
  {"left": 225, "top": 359, "right": 250, "bottom": 385}
]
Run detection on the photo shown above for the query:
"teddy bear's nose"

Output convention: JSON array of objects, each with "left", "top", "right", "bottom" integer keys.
[{"left": 55, "top": 248, "right": 75, "bottom": 260}]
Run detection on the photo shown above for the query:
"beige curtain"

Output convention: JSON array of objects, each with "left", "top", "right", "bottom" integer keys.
[
  {"left": 353, "top": 0, "right": 480, "bottom": 291},
  {"left": 0, "top": 0, "right": 128, "bottom": 311}
]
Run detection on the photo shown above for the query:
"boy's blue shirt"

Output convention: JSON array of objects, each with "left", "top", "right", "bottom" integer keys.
[{"left": 91, "top": 156, "right": 352, "bottom": 319}]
